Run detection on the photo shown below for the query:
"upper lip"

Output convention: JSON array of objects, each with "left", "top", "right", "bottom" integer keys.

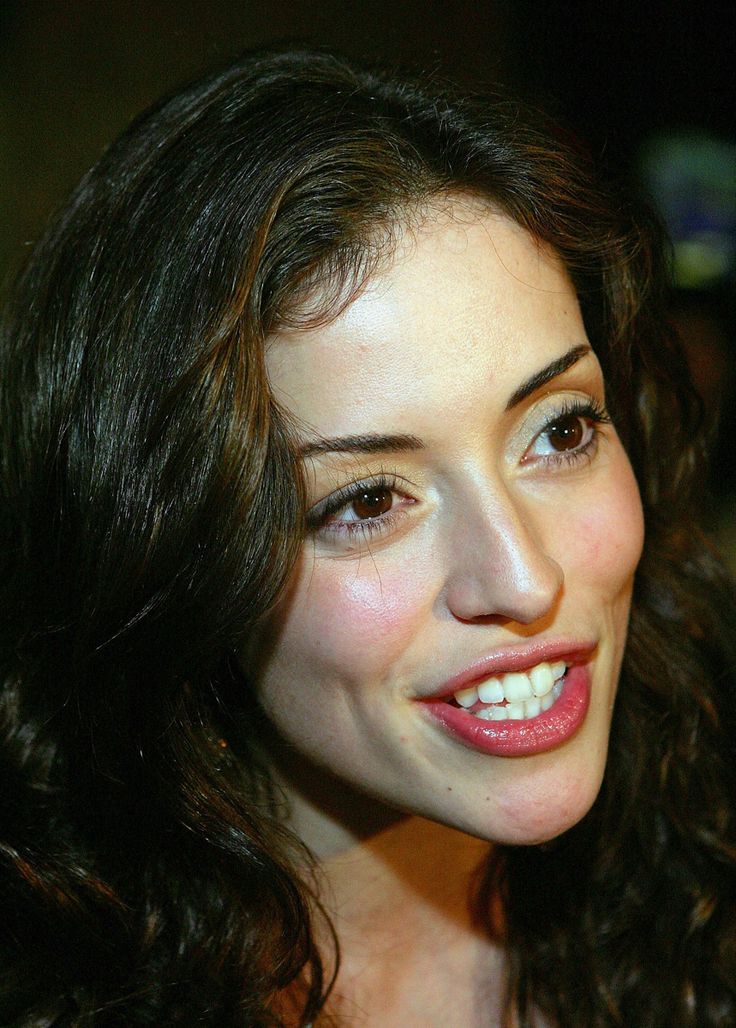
[{"left": 421, "top": 638, "right": 597, "bottom": 701}]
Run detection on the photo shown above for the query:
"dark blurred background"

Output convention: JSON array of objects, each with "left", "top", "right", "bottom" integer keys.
[{"left": 1, "top": 0, "right": 734, "bottom": 556}]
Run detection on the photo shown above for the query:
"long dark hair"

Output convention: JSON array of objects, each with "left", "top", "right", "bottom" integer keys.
[{"left": 1, "top": 48, "right": 734, "bottom": 1026}]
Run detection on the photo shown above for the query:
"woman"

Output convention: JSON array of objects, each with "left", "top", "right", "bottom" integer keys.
[{"left": 1, "top": 48, "right": 734, "bottom": 1026}]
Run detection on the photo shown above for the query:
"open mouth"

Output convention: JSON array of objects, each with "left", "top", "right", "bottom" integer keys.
[
  {"left": 448, "top": 660, "right": 567, "bottom": 722},
  {"left": 421, "top": 654, "right": 592, "bottom": 757}
]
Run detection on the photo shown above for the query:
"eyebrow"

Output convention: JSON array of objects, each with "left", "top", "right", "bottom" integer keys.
[
  {"left": 298, "top": 342, "right": 593, "bottom": 459},
  {"left": 299, "top": 432, "right": 425, "bottom": 459},
  {"left": 505, "top": 343, "right": 592, "bottom": 410}
]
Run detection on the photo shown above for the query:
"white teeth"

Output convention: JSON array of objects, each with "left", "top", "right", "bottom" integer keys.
[
  {"left": 451, "top": 658, "right": 569, "bottom": 721},
  {"left": 477, "top": 677, "right": 504, "bottom": 704},
  {"left": 502, "top": 672, "right": 534, "bottom": 702},
  {"left": 454, "top": 684, "right": 479, "bottom": 708},
  {"left": 529, "top": 663, "right": 554, "bottom": 697},
  {"left": 525, "top": 696, "right": 541, "bottom": 718}
]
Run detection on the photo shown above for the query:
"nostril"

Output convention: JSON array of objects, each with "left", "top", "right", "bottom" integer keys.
[{"left": 446, "top": 551, "right": 564, "bottom": 625}]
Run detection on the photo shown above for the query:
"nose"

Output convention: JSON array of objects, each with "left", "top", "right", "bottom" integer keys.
[{"left": 443, "top": 483, "right": 564, "bottom": 625}]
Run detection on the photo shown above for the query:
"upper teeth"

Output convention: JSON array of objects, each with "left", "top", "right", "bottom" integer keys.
[{"left": 453, "top": 660, "right": 567, "bottom": 709}]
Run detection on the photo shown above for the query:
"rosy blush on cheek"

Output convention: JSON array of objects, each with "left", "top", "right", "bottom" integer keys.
[
  {"left": 310, "top": 565, "right": 427, "bottom": 655},
  {"left": 571, "top": 511, "right": 635, "bottom": 575},
  {"left": 570, "top": 473, "right": 644, "bottom": 582}
]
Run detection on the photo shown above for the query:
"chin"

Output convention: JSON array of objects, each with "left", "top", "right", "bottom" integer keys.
[
  {"left": 427, "top": 743, "right": 608, "bottom": 847},
  {"left": 497, "top": 770, "right": 604, "bottom": 846}
]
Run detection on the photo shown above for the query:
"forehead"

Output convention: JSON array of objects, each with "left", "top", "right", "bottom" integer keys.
[{"left": 265, "top": 203, "right": 586, "bottom": 437}]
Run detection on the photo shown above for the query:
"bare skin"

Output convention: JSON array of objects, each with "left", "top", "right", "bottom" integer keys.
[
  {"left": 266, "top": 740, "right": 507, "bottom": 1024},
  {"left": 320, "top": 816, "right": 505, "bottom": 1026},
  {"left": 259, "top": 200, "right": 643, "bottom": 1023}
]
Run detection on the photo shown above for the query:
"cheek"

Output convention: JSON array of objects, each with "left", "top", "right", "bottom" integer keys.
[
  {"left": 332, "top": 571, "right": 418, "bottom": 644},
  {"left": 562, "top": 457, "right": 644, "bottom": 593},
  {"left": 272, "top": 558, "right": 434, "bottom": 688}
]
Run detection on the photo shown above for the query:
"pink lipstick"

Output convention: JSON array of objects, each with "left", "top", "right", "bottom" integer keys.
[{"left": 419, "top": 642, "right": 594, "bottom": 757}]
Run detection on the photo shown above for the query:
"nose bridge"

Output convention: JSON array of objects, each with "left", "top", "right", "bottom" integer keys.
[{"left": 443, "top": 471, "right": 564, "bottom": 624}]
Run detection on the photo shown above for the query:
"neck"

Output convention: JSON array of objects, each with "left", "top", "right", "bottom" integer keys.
[
  {"left": 263, "top": 737, "right": 507, "bottom": 1023},
  {"left": 321, "top": 817, "right": 505, "bottom": 1024},
  {"left": 323, "top": 813, "right": 491, "bottom": 933},
  {"left": 263, "top": 730, "right": 493, "bottom": 936}
]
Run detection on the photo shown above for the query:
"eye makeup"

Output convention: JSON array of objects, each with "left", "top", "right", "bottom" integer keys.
[
  {"left": 305, "top": 472, "right": 415, "bottom": 543},
  {"left": 305, "top": 391, "right": 611, "bottom": 548},
  {"left": 521, "top": 396, "right": 610, "bottom": 468}
]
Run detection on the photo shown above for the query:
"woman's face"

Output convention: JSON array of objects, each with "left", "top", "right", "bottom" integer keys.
[{"left": 258, "top": 202, "right": 644, "bottom": 846}]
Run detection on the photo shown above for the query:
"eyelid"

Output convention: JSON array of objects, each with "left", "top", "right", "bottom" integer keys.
[
  {"left": 306, "top": 472, "right": 413, "bottom": 532},
  {"left": 519, "top": 394, "right": 610, "bottom": 467},
  {"left": 514, "top": 390, "right": 608, "bottom": 440},
  {"left": 306, "top": 477, "right": 417, "bottom": 552},
  {"left": 305, "top": 391, "right": 609, "bottom": 545}
]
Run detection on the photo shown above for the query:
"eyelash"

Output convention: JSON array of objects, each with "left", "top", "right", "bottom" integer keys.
[
  {"left": 307, "top": 397, "right": 610, "bottom": 542},
  {"left": 306, "top": 472, "right": 406, "bottom": 543},
  {"left": 527, "top": 396, "right": 610, "bottom": 468}
]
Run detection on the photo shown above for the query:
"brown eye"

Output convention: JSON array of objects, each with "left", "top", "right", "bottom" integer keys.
[
  {"left": 351, "top": 487, "right": 393, "bottom": 520},
  {"left": 545, "top": 413, "right": 585, "bottom": 452}
]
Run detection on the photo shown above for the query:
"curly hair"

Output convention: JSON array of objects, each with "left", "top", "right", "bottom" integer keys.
[{"left": 1, "top": 48, "right": 734, "bottom": 1026}]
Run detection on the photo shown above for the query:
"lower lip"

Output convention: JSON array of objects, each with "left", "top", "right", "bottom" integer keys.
[{"left": 420, "top": 663, "right": 591, "bottom": 757}]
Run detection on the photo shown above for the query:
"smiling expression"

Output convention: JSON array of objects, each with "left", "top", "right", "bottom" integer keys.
[{"left": 256, "top": 201, "right": 644, "bottom": 846}]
